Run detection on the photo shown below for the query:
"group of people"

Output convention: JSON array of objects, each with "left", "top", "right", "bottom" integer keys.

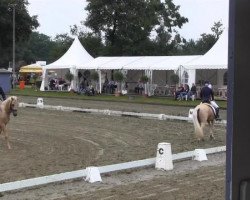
[
  {"left": 78, "top": 79, "right": 95, "bottom": 96},
  {"left": 49, "top": 78, "right": 67, "bottom": 90},
  {"left": 134, "top": 82, "right": 144, "bottom": 94},
  {"left": 102, "top": 79, "right": 117, "bottom": 94},
  {"left": 174, "top": 83, "right": 197, "bottom": 101}
]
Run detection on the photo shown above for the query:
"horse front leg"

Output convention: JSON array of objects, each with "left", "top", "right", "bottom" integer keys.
[
  {"left": 2, "top": 125, "right": 11, "bottom": 149},
  {"left": 209, "top": 121, "right": 215, "bottom": 140}
]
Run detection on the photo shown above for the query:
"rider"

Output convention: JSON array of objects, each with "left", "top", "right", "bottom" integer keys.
[
  {"left": 200, "top": 81, "right": 221, "bottom": 120},
  {"left": 0, "top": 85, "right": 6, "bottom": 101}
]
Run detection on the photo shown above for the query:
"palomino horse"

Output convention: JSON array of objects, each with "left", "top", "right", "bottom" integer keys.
[
  {"left": 0, "top": 96, "right": 18, "bottom": 149},
  {"left": 192, "top": 103, "right": 216, "bottom": 141}
]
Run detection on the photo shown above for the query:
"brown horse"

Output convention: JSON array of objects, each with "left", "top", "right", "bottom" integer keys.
[
  {"left": 0, "top": 96, "right": 18, "bottom": 149},
  {"left": 192, "top": 103, "right": 216, "bottom": 141}
]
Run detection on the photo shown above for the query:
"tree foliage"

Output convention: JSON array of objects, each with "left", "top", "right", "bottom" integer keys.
[
  {"left": 90, "top": 71, "right": 99, "bottom": 82},
  {"left": 0, "top": 0, "right": 39, "bottom": 66},
  {"left": 17, "top": 32, "right": 54, "bottom": 65},
  {"left": 84, "top": 0, "right": 188, "bottom": 55},
  {"left": 113, "top": 71, "right": 125, "bottom": 83},
  {"left": 179, "top": 21, "right": 224, "bottom": 55},
  {"left": 140, "top": 75, "right": 149, "bottom": 83},
  {"left": 65, "top": 70, "right": 74, "bottom": 82},
  {"left": 0, "top": 0, "right": 225, "bottom": 68}
]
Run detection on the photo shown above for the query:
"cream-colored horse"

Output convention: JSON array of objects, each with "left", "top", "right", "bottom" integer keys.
[
  {"left": 0, "top": 96, "right": 18, "bottom": 149},
  {"left": 192, "top": 103, "right": 216, "bottom": 141}
]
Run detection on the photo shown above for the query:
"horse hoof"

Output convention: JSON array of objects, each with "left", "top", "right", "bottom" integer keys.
[
  {"left": 197, "top": 138, "right": 205, "bottom": 142},
  {"left": 209, "top": 135, "right": 215, "bottom": 140}
]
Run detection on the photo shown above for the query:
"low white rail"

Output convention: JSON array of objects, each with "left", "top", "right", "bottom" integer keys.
[
  {"left": 0, "top": 146, "right": 226, "bottom": 193},
  {"left": 18, "top": 103, "right": 227, "bottom": 125}
]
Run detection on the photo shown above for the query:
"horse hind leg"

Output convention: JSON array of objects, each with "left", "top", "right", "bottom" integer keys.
[
  {"left": 196, "top": 123, "right": 205, "bottom": 141},
  {"left": 209, "top": 121, "right": 215, "bottom": 140}
]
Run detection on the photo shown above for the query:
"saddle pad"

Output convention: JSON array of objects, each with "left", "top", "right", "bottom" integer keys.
[{"left": 202, "top": 103, "right": 216, "bottom": 116}]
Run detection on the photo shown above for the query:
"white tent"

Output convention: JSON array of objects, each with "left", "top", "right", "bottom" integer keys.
[
  {"left": 79, "top": 55, "right": 201, "bottom": 70},
  {"left": 184, "top": 29, "right": 228, "bottom": 69},
  {"left": 40, "top": 37, "right": 94, "bottom": 91},
  {"left": 183, "top": 29, "right": 228, "bottom": 88},
  {"left": 78, "top": 55, "right": 201, "bottom": 94}
]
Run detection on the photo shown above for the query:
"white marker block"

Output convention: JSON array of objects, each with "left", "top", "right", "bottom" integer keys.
[
  {"left": 85, "top": 167, "right": 102, "bottom": 183},
  {"left": 193, "top": 149, "right": 208, "bottom": 161},
  {"left": 103, "top": 109, "right": 111, "bottom": 115},
  {"left": 158, "top": 114, "right": 165, "bottom": 120},
  {"left": 37, "top": 98, "right": 44, "bottom": 107},
  {"left": 188, "top": 109, "right": 194, "bottom": 119},
  {"left": 155, "top": 143, "right": 173, "bottom": 170}
]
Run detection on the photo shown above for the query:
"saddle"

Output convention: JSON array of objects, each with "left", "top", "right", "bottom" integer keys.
[{"left": 201, "top": 103, "right": 216, "bottom": 117}]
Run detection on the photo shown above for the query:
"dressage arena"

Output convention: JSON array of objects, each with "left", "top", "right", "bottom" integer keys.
[{"left": 0, "top": 96, "right": 226, "bottom": 199}]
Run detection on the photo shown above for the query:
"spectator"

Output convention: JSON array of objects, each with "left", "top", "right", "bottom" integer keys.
[
  {"left": 190, "top": 83, "right": 197, "bottom": 95},
  {"left": 180, "top": 84, "right": 190, "bottom": 100},
  {"left": 188, "top": 83, "right": 197, "bottom": 100},
  {"left": 49, "top": 78, "right": 56, "bottom": 90},
  {"left": 174, "top": 84, "right": 184, "bottom": 100},
  {"left": 0, "top": 85, "right": 6, "bottom": 101}
]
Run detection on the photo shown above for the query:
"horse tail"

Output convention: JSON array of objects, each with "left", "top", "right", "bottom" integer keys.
[{"left": 192, "top": 107, "right": 203, "bottom": 140}]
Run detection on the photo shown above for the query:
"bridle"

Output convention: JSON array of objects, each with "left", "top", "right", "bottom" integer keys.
[{"left": 9, "top": 99, "right": 17, "bottom": 115}]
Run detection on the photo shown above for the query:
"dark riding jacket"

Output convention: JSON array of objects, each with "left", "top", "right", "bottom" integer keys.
[
  {"left": 0, "top": 86, "right": 6, "bottom": 101},
  {"left": 200, "top": 85, "right": 214, "bottom": 103}
]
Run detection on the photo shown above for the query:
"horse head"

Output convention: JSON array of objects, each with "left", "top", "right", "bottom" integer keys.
[{"left": 9, "top": 96, "right": 18, "bottom": 116}]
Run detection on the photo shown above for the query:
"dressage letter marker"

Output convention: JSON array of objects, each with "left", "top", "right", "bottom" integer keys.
[
  {"left": 85, "top": 167, "right": 102, "bottom": 183},
  {"left": 37, "top": 98, "right": 44, "bottom": 108},
  {"left": 193, "top": 149, "right": 208, "bottom": 161},
  {"left": 155, "top": 143, "right": 173, "bottom": 170}
]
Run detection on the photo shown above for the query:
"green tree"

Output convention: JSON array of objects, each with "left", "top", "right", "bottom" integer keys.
[
  {"left": 16, "top": 32, "right": 54, "bottom": 65},
  {"left": 113, "top": 70, "right": 125, "bottom": 94},
  {"left": 0, "top": 0, "right": 39, "bottom": 66},
  {"left": 65, "top": 70, "right": 74, "bottom": 82},
  {"left": 179, "top": 21, "right": 224, "bottom": 55},
  {"left": 79, "top": 33, "right": 104, "bottom": 57},
  {"left": 49, "top": 34, "right": 73, "bottom": 63},
  {"left": 84, "top": 0, "right": 188, "bottom": 55},
  {"left": 211, "top": 21, "right": 224, "bottom": 39}
]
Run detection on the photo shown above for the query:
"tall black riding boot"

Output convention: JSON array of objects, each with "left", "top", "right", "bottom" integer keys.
[{"left": 215, "top": 108, "right": 221, "bottom": 121}]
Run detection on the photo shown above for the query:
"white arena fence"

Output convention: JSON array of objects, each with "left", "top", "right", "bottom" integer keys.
[
  {"left": 18, "top": 102, "right": 227, "bottom": 125},
  {"left": 2, "top": 102, "right": 225, "bottom": 192},
  {"left": 0, "top": 146, "right": 226, "bottom": 193}
]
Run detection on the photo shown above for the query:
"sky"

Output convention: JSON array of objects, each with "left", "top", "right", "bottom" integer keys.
[{"left": 27, "top": 0, "right": 229, "bottom": 40}]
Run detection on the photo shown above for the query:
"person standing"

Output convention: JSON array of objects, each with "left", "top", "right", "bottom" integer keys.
[
  {"left": 200, "top": 81, "right": 221, "bottom": 120},
  {"left": 0, "top": 85, "right": 6, "bottom": 101}
]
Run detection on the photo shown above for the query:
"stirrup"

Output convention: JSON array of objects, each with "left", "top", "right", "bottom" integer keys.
[{"left": 215, "top": 117, "right": 222, "bottom": 121}]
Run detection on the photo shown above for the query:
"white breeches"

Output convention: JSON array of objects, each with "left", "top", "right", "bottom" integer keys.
[{"left": 210, "top": 100, "right": 219, "bottom": 109}]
